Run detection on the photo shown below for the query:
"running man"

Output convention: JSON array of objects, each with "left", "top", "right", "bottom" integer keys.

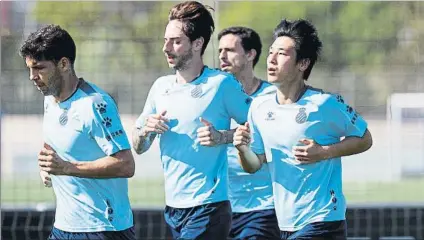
[
  {"left": 233, "top": 19, "right": 373, "bottom": 240},
  {"left": 132, "top": 1, "right": 251, "bottom": 239},
  {"left": 20, "top": 24, "right": 136, "bottom": 240}
]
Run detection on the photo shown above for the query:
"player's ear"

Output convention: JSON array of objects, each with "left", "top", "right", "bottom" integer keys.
[
  {"left": 247, "top": 49, "right": 257, "bottom": 63},
  {"left": 193, "top": 37, "right": 204, "bottom": 52},
  {"left": 297, "top": 58, "right": 310, "bottom": 72},
  {"left": 57, "top": 57, "right": 72, "bottom": 73}
]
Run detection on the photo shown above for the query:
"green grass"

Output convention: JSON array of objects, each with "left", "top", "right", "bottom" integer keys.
[
  {"left": 344, "top": 177, "right": 424, "bottom": 203},
  {"left": 1, "top": 178, "right": 166, "bottom": 207},
  {"left": 2, "top": 177, "right": 423, "bottom": 208}
]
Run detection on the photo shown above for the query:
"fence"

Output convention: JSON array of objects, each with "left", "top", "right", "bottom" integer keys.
[{"left": 2, "top": 206, "right": 424, "bottom": 240}]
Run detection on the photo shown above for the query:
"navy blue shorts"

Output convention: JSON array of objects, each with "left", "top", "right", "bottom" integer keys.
[
  {"left": 164, "top": 200, "right": 232, "bottom": 240},
  {"left": 280, "top": 220, "right": 347, "bottom": 240},
  {"left": 229, "top": 208, "right": 280, "bottom": 240},
  {"left": 48, "top": 226, "right": 135, "bottom": 240}
]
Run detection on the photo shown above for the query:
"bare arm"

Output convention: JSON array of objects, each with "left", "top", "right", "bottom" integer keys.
[
  {"left": 39, "top": 148, "right": 135, "bottom": 178},
  {"left": 197, "top": 117, "right": 237, "bottom": 146},
  {"left": 325, "top": 129, "right": 373, "bottom": 159},
  {"left": 233, "top": 122, "right": 266, "bottom": 173},
  {"left": 133, "top": 110, "right": 169, "bottom": 154},
  {"left": 219, "top": 129, "right": 236, "bottom": 144},
  {"left": 132, "top": 127, "right": 156, "bottom": 155},
  {"left": 237, "top": 145, "right": 267, "bottom": 173},
  {"left": 65, "top": 149, "right": 135, "bottom": 178},
  {"left": 293, "top": 129, "right": 373, "bottom": 163}
]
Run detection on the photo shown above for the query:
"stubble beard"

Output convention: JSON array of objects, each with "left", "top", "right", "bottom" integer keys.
[
  {"left": 44, "top": 69, "right": 63, "bottom": 98},
  {"left": 173, "top": 50, "right": 193, "bottom": 71}
]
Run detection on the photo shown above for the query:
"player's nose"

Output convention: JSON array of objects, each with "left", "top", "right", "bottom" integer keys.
[
  {"left": 29, "top": 69, "right": 39, "bottom": 81},
  {"left": 219, "top": 50, "right": 226, "bottom": 60},
  {"left": 267, "top": 53, "right": 277, "bottom": 66},
  {"left": 162, "top": 41, "right": 172, "bottom": 53}
]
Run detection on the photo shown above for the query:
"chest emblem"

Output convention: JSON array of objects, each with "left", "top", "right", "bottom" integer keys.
[
  {"left": 59, "top": 109, "right": 69, "bottom": 126},
  {"left": 191, "top": 85, "right": 203, "bottom": 98},
  {"left": 295, "top": 107, "right": 308, "bottom": 124}
]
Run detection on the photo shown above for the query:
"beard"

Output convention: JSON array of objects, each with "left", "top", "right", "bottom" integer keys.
[
  {"left": 40, "top": 68, "right": 63, "bottom": 97},
  {"left": 172, "top": 49, "right": 193, "bottom": 71}
]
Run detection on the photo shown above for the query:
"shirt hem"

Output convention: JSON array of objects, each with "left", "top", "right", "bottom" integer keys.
[
  {"left": 232, "top": 205, "right": 275, "bottom": 213},
  {"left": 278, "top": 216, "right": 346, "bottom": 232},
  {"left": 165, "top": 197, "right": 228, "bottom": 208},
  {"left": 53, "top": 223, "right": 133, "bottom": 232}
]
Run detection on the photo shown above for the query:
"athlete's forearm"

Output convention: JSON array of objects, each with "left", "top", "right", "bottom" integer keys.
[
  {"left": 64, "top": 149, "right": 135, "bottom": 178},
  {"left": 324, "top": 129, "right": 373, "bottom": 159},
  {"left": 217, "top": 129, "right": 236, "bottom": 145},
  {"left": 132, "top": 128, "right": 155, "bottom": 154},
  {"left": 237, "top": 145, "right": 264, "bottom": 173}
]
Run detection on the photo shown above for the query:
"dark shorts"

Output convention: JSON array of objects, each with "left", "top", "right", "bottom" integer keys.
[
  {"left": 49, "top": 226, "right": 136, "bottom": 240},
  {"left": 164, "top": 200, "right": 232, "bottom": 240},
  {"left": 280, "top": 220, "right": 347, "bottom": 240},
  {"left": 229, "top": 208, "right": 280, "bottom": 240}
]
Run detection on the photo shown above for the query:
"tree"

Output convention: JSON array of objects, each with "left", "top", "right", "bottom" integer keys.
[
  {"left": 217, "top": 2, "right": 417, "bottom": 114},
  {"left": 31, "top": 2, "right": 175, "bottom": 113}
]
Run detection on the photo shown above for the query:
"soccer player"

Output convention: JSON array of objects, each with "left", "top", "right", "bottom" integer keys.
[
  {"left": 233, "top": 19, "right": 373, "bottom": 239},
  {"left": 132, "top": 1, "right": 251, "bottom": 239},
  {"left": 217, "top": 26, "right": 279, "bottom": 239},
  {"left": 19, "top": 25, "right": 136, "bottom": 240}
]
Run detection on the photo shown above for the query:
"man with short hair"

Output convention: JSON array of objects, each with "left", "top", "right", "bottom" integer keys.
[
  {"left": 218, "top": 26, "right": 279, "bottom": 239},
  {"left": 132, "top": 2, "right": 251, "bottom": 239},
  {"left": 234, "top": 19, "right": 373, "bottom": 239},
  {"left": 20, "top": 24, "right": 136, "bottom": 239}
]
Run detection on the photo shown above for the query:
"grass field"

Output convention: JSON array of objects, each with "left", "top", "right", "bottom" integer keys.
[
  {"left": 2, "top": 177, "right": 424, "bottom": 208},
  {"left": 1, "top": 178, "right": 166, "bottom": 208}
]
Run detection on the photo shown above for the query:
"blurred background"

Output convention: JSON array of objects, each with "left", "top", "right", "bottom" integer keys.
[{"left": 1, "top": 1, "right": 424, "bottom": 240}]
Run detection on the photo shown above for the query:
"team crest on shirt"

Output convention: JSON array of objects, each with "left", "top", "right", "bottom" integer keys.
[
  {"left": 59, "top": 109, "right": 68, "bottom": 126},
  {"left": 265, "top": 111, "right": 275, "bottom": 121},
  {"left": 191, "top": 85, "right": 203, "bottom": 98},
  {"left": 295, "top": 107, "right": 308, "bottom": 124}
]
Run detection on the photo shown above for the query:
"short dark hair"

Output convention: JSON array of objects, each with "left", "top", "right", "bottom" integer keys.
[
  {"left": 218, "top": 26, "right": 262, "bottom": 68},
  {"left": 168, "top": 1, "right": 215, "bottom": 55},
  {"left": 19, "top": 24, "right": 76, "bottom": 65},
  {"left": 273, "top": 19, "right": 322, "bottom": 80}
]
